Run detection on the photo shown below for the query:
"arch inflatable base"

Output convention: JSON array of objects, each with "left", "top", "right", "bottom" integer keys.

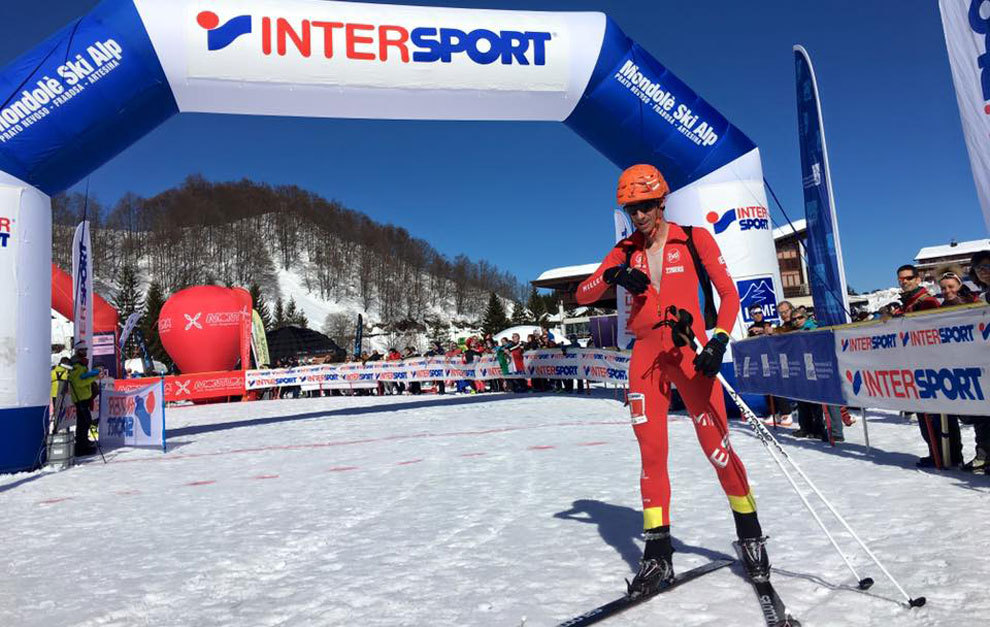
[{"left": 0, "top": 406, "right": 47, "bottom": 474}]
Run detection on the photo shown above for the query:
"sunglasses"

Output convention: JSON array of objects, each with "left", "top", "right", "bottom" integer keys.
[
  {"left": 897, "top": 275, "right": 917, "bottom": 282},
  {"left": 974, "top": 263, "right": 990, "bottom": 272},
  {"left": 624, "top": 201, "right": 664, "bottom": 216},
  {"left": 939, "top": 271, "right": 961, "bottom": 281},
  {"left": 794, "top": 314, "right": 807, "bottom": 320}
]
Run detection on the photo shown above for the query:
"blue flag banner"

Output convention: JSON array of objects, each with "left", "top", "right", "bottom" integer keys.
[
  {"left": 795, "top": 46, "right": 849, "bottom": 327},
  {"left": 732, "top": 330, "right": 844, "bottom": 406}
]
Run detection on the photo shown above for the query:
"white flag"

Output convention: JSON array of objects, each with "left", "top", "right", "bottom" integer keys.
[
  {"left": 939, "top": 0, "right": 990, "bottom": 233},
  {"left": 118, "top": 311, "right": 142, "bottom": 353},
  {"left": 613, "top": 210, "right": 635, "bottom": 350},
  {"left": 71, "top": 221, "right": 94, "bottom": 366}
]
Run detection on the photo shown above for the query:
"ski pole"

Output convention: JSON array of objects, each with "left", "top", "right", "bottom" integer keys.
[
  {"left": 658, "top": 310, "right": 874, "bottom": 589},
  {"left": 702, "top": 343, "right": 925, "bottom": 608},
  {"left": 664, "top": 307, "right": 925, "bottom": 607},
  {"left": 726, "top": 394, "right": 870, "bottom": 589}
]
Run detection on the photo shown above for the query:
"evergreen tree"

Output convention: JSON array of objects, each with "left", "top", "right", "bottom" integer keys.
[
  {"left": 509, "top": 301, "right": 529, "bottom": 326},
  {"left": 112, "top": 264, "right": 143, "bottom": 321},
  {"left": 427, "top": 321, "right": 451, "bottom": 352},
  {"left": 481, "top": 292, "right": 509, "bottom": 336},
  {"left": 284, "top": 297, "right": 299, "bottom": 327},
  {"left": 542, "top": 291, "right": 562, "bottom": 319},
  {"left": 140, "top": 280, "right": 168, "bottom": 364},
  {"left": 273, "top": 297, "right": 285, "bottom": 329},
  {"left": 526, "top": 286, "right": 546, "bottom": 323},
  {"left": 249, "top": 283, "right": 273, "bottom": 331}
]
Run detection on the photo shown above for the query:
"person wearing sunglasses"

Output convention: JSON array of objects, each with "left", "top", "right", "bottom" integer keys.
[
  {"left": 791, "top": 306, "right": 818, "bottom": 330},
  {"left": 936, "top": 266, "right": 978, "bottom": 307},
  {"left": 894, "top": 264, "right": 939, "bottom": 314},
  {"left": 969, "top": 250, "right": 990, "bottom": 304},
  {"left": 576, "top": 164, "right": 774, "bottom": 597}
]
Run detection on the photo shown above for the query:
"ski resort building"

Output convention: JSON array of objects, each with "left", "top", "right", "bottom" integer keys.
[{"left": 914, "top": 237, "right": 990, "bottom": 282}]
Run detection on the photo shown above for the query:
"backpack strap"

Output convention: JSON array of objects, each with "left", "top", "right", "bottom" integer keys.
[{"left": 683, "top": 226, "right": 718, "bottom": 330}]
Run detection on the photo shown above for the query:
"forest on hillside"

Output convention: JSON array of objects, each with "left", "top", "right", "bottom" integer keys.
[{"left": 51, "top": 175, "right": 528, "bottom": 322}]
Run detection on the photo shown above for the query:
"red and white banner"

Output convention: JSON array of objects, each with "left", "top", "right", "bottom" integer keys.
[
  {"left": 115, "top": 370, "right": 246, "bottom": 402},
  {"left": 110, "top": 349, "right": 634, "bottom": 401},
  {"left": 939, "top": 0, "right": 990, "bottom": 232}
]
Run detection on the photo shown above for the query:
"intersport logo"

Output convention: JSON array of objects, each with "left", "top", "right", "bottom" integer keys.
[
  {"left": 846, "top": 367, "right": 986, "bottom": 402},
  {"left": 841, "top": 324, "right": 979, "bottom": 352},
  {"left": 195, "top": 10, "right": 552, "bottom": 65},
  {"left": 706, "top": 206, "right": 769, "bottom": 235}
]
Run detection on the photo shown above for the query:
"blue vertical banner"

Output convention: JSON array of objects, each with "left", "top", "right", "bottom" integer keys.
[{"left": 795, "top": 46, "right": 850, "bottom": 327}]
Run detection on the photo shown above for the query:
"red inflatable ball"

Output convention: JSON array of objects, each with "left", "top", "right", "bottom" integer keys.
[{"left": 158, "top": 286, "right": 252, "bottom": 374}]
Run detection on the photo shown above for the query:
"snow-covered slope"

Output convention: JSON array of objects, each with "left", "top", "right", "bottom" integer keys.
[{"left": 1, "top": 394, "right": 985, "bottom": 626}]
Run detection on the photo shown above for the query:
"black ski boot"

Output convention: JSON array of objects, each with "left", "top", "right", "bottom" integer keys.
[
  {"left": 627, "top": 527, "right": 674, "bottom": 598},
  {"left": 735, "top": 536, "right": 771, "bottom": 583}
]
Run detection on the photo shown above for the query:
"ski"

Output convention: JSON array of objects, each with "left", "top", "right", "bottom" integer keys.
[
  {"left": 556, "top": 558, "right": 733, "bottom": 627},
  {"left": 732, "top": 543, "right": 801, "bottom": 627}
]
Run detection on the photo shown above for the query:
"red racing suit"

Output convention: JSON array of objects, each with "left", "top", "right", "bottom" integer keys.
[{"left": 576, "top": 223, "right": 755, "bottom": 530}]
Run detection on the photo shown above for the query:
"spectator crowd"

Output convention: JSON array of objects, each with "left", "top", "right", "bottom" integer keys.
[
  {"left": 747, "top": 249, "right": 989, "bottom": 475},
  {"left": 268, "top": 328, "right": 590, "bottom": 399}
]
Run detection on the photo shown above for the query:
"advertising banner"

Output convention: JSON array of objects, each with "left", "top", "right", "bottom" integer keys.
[
  {"left": 115, "top": 370, "right": 246, "bottom": 402},
  {"left": 91, "top": 331, "right": 119, "bottom": 378},
  {"left": 72, "top": 221, "right": 94, "bottom": 364},
  {"left": 835, "top": 307, "right": 990, "bottom": 416},
  {"left": 184, "top": 0, "right": 569, "bottom": 93},
  {"left": 939, "top": 0, "right": 990, "bottom": 233},
  {"left": 250, "top": 309, "right": 270, "bottom": 367},
  {"left": 794, "top": 46, "right": 850, "bottom": 326},
  {"left": 732, "top": 330, "right": 844, "bottom": 405},
  {"left": 242, "top": 349, "right": 633, "bottom": 392},
  {"left": 99, "top": 381, "right": 165, "bottom": 450}
]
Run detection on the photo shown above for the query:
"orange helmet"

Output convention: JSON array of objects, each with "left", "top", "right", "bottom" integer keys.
[{"left": 616, "top": 164, "right": 669, "bottom": 206}]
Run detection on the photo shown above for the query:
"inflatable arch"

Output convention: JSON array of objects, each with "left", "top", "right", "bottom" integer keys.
[{"left": 0, "top": 0, "right": 781, "bottom": 472}]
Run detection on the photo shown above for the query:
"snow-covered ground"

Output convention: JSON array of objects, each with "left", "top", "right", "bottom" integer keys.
[{"left": 2, "top": 392, "right": 987, "bottom": 626}]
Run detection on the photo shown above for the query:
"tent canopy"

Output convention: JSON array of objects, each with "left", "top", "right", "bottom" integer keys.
[{"left": 266, "top": 326, "right": 346, "bottom": 365}]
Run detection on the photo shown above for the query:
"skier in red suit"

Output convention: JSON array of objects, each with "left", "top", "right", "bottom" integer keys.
[{"left": 576, "top": 164, "right": 771, "bottom": 597}]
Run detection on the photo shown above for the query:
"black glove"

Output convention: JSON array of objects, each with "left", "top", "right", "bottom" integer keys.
[
  {"left": 603, "top": 264, "right": 650, "bottom": 295},
  {"left": 693, "top": 332, "right": 729, "bottom": 378}
]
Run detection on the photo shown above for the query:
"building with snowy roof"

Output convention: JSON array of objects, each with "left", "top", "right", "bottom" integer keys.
[{"left": 913, "top": 238, "right": 990, "bottom": 282}]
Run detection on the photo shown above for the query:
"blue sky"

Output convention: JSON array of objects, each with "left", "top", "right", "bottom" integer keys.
[{"left": 1, "top": 0, "right": 984, "bottom": 293}]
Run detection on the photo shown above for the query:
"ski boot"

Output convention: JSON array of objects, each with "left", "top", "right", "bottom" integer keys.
[
  {"left": 626, "top": 527, "right": 674, "bottom": 598},
  {"left": 735, "top": 536, "right": 771, "bottom": 583}
]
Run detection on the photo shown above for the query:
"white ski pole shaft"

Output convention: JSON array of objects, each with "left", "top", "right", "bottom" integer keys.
[
  {"left": 714, "top": 364, "right": 925, "bottom": 607},
  {"left": 742, "top": 410, "right": 867, "bottom": 585}
]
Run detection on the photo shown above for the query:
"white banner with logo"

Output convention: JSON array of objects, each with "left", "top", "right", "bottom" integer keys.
[
  {"left": 835, "top": 306, "right": 990, "bottom": 415},
  {"left": 99, "top": 381, "right": 166, "bottom": 450},
  {"left": 244, "top": 349, "right": 632, "bottom": 391},
  {"left": 939, "top": 0, "right": 990, "bottom": 233},
  {"left": 133, "top": 0, "right": 605, "bottom": 121},
  {"left": 613, "top": 209, "right": 635, "bottom": 350},
  {"left": 72, "top": 220, "right": 94, "bottom": 365}
]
